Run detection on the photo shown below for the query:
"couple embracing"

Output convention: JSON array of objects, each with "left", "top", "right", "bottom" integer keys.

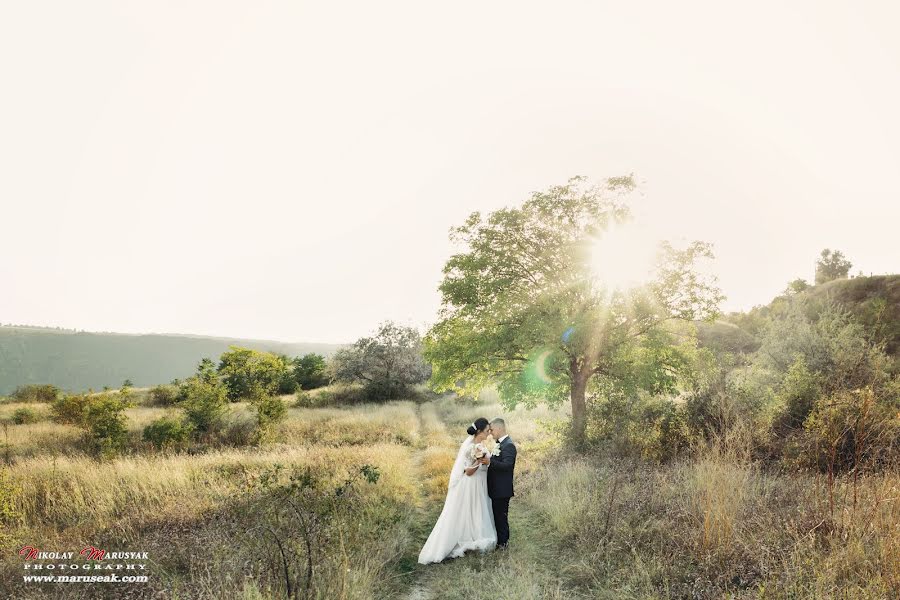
[{"left": 417, "top": 417, "right": 517, "bottom": 564}]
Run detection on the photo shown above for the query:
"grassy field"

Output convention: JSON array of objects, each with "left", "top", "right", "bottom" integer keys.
[{"left": 0, "top": 391, "right": 897, "bottom": 599}]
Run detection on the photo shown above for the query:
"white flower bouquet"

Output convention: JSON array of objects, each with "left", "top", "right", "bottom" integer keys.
[{"left": 468, "top": 435, "right": 502, "bottom": 464}]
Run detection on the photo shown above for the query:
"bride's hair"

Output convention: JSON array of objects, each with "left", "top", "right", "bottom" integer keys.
[{"left": 467, "top": 417, "right": 490, "bottom": 436}]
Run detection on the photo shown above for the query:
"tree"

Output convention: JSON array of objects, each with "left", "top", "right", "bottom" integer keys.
[
  {"left": 218, "top": 346, "right": 289, "bottom": 401},
  {"left": 330, "top": 322, "right": 431, "bottom": 400},
  {"left": 424, "top": 176, "right": 723, "bottom": 445},
  {"left": 815, "top": 249, "right": 852, "bottom": 285},
  {"left": 293, "top": 353, "right": 330, "bottom": 390},
  {"left": 784, "top": 278, "right": 810, "bottom": 296}
]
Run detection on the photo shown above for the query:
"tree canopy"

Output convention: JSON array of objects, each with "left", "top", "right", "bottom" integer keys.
[
  {"left": 815, "top": 248, "right": 852, "bottom": 285},
  {"left": 424, "top": 176, "right": 723, "bottom": 444},
  {"left": 330, "top": 321, "right": 430, "bottom": 400}
]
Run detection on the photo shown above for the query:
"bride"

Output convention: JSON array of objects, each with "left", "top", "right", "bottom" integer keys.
[{"left": 417, "top": 417, "right": 497, "bottom": 564}]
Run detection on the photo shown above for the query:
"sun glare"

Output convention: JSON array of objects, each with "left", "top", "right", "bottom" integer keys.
[{"left": 588, "top": 224, "right": 660, "bottom": 291}]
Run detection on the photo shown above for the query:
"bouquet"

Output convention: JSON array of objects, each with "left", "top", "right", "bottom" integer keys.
[{"left": 469, "top": 435, "right": 502, "bottom": 465}]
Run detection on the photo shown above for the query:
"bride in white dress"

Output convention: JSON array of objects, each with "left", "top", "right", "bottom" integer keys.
[{"left": 418, "top": 417, "right": 497, "bottom": 564}]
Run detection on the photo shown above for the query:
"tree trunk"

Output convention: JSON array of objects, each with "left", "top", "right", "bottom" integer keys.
[{"left": 570, "top": 365, "right": 589, "bottom": 447}]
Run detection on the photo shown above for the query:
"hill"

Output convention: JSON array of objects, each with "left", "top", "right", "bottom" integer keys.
[
  {"left": 0, "top": 326, "right": 342, "bottom": 395},
  {"left": 697, "top": 274, "right": 900, "bottom": 356}
]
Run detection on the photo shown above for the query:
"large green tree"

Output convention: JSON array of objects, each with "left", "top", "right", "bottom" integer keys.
[{"left": 424, "top": 176, "right": 723, "bottom": 444}]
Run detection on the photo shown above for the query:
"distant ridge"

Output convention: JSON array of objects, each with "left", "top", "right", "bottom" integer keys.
[{"left": 0, "top": 326, "right": 344, "bottom": 395}]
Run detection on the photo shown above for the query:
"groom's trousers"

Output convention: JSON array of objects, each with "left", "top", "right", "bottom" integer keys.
[{"left": 491, "top": 497, "right": 511, "bottom": 546}]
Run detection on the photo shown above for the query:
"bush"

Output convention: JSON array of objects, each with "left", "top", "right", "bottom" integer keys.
[
  {"left": 292, "top": 353, "right": 330, "bottom": 390},
  {"left": 11, "top": 384, "right": 60, "bottom": 403},
  {"left": 587, "top": 392, "right": 691, "bottom": 462},
  {"left": 797, "top": 387, "right": 899, "bottom": 473},
  {"left": 51, "top": 394, "right": 92, "bottom": 426},
  {"left": 217, "top": 412, "right": 258, "bottom": 447},
  {"left": 143, "top": 415, "right": 194, "bottom": 450},
  {"left": 179, "top": 375, "right": 229, "bottom": 437},
  {"left": 11, "top": 407, "right": 41, "bottom": 425},
  {"left": 148, "top": 384, "right": 179, "bottom": 407},
  {"left": 218, "top": 346, "right": 288, "bottom": 401},
  {"left": 251, "top": 395, "right": 286, "bottom": 440},
  {"left": 84, "top": 394, "right": 133, "bottom": 458},
  {"left": 319, "top": 384, "right": 367, "bottom": 405}
]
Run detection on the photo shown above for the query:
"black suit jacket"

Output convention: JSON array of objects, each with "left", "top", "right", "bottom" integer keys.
[{"left": 487, "top": 436, "right": 517, "bottom": 499}]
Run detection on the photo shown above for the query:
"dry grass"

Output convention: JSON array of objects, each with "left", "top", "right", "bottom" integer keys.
[{"left": 2, "top": 393, "right": 896, "bottom": 599}]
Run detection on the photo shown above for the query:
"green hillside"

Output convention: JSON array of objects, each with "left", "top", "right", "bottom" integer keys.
[
  {"left": 698, "top": 274, "right": 900, "bottom": 356},
  {"left": 0, "top": 326, "right": 342, "bottom": 395}
]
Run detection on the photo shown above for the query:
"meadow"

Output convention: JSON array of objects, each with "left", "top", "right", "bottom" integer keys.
[{"left": 1, "top": 386, "right": 896, "bottom": 599}]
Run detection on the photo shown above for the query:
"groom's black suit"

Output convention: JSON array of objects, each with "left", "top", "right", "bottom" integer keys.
[{"left": 487, "top": 436, "right": 516, "bottom": 547}]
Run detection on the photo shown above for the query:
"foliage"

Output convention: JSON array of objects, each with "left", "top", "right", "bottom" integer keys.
[
  {"left": 784, "top": 278, "right": 810, "bottom": 295},
  {"left": 83, "top": 391, "right": 133, "bottom": 458},
  {"left": 292, "top": 353, "right": 330, "bottom": 390},
  {"left": 275, "top": 354, "right": 299, "bottom": 394},
  {"left": 178, "top": 360, "right": 230, "bottom": 437},
  {"left": 50, "top": 393, "right": 92, "bottom": 426},
  {"left": 238, "top": 462, "right": 382, "bottom": 599},
  {"left": 10, "top": 384, "right": 59, "bottom": 403},
  {"left": 425, "top": 175, "right": 723, "bottom": 444},
  {"left": 218, "top": 346, "right": 289, "bottom": 401},
  {"left": 148, "top": 384, "right": 179, "bottom": 406},
  {"left": 142, "top": 414, "right": 194, "bottom": 451},
  {"left": 251, "top": 395, "right": 287, "bottom": 441},
  {"left": 10, "top": 407, "right": 40, "bottom": 425},
  {"left": 798, "top": 386, "right": 899, "bottom": 473},
  {"left": 815, "top": 248, "right": 852, "bottom": 285},
  {"left": 330, "top": 322, "right": 430, "bottom": 401}
]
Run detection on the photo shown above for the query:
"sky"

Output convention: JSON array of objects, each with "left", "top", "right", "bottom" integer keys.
[{"left": 2, "top": 1, "right": 899, "bottom": 345}]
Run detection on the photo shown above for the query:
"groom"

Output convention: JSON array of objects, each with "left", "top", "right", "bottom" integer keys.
[{"left": 481, "top": 417, "right": 517, "bottom": 549}]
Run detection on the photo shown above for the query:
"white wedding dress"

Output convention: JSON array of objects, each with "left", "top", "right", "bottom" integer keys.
[{"left": 418, "top": 435, "right": 497, "bottom": 564}]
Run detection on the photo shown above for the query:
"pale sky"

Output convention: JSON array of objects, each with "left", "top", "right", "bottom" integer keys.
[{"left": 2, "top": 1, "right": 898, "bottom": 344}]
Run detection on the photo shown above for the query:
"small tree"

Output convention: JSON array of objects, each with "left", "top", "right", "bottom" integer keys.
[
  {"left": 330, "top": 322, "right": 431, "bottom": 401},
  {"left": 179, "top": 360, "right": 230, "bottom": 437},
  {"left": 815, "top": 249, "right": 852, "bottom": 285},
  {"left": 51, "top": 393, "right": 92, "bottom": 426},
  {"left": 84, "top": 393, "right": 133, "bottom": 458},
  {"left": 293, "top": 353, "right": 330, "bottom": 390},
  {"left": 218, "top": 347, "right": 289, "bottom": 401},
  {"left": 783, "top": 278, "right": 810, "bottom": 296}
]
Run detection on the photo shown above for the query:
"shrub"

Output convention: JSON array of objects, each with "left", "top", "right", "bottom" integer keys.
[
  {"left": 292, "top": 353, "right": 330, "bottom": 390},
  {"left": 50, "top": 393, "right": 92, "bottom": 426},
  {"left": 799, "top": 386, "right": 899, "bottom": 473},
  {"left": 218, "top": 347, "right": 288, "bottom": 401},
  {"left": 179, "top": 375, "right": 229, "bottom": 437},
  {"left": 217, "top": 412, "right": 258, "bottom": 447},
  {"left": 251, "top": 395, "right": 286, "bottom": 441},
  {"left": 11, "top": 384, "right": 60, "bottom": 403},
  {"left": 305, "top": 384, "right": 367, "bottom": 407},
  {"left": 586, "top": 392, "right": 690, "bottom": 462},
  {"left": 148, "top": 384, "right": 179, "bottom": 407},
  {"left": 143, "top": 414, "right": 194, "bottom": 450},
  {"left": 237, "top": 463, "right": 381, "bottom": 598},
  {"left": 11, "top": 407, "right": 40, "bottom": 425},
  {"left": 84, "top": 394, "right": 133, "bottom": 458}
]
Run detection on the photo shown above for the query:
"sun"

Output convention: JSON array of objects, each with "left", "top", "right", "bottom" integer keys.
[{"left": 587, "top": 224, "right": 659, "bottom": 291}]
